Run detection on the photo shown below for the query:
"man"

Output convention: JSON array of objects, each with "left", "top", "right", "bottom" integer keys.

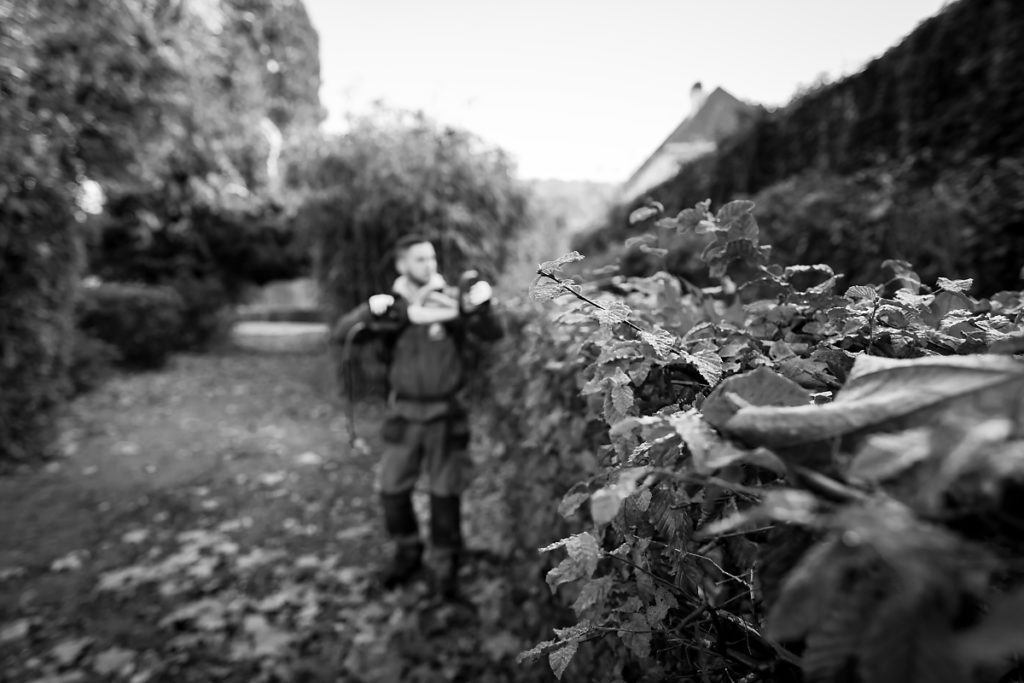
[{"left": 332, "top": 233, "right": 502, "bottom": 600}]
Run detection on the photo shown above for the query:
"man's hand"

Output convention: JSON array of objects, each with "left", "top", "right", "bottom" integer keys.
[
  {"left": 368, "top": 294, "right": 395, "bottom": 316},
  {"left": 463, "top": 281, "right": 493, "bottom": 310}
]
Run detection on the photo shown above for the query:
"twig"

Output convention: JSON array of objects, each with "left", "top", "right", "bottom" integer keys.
[
  {"left": 537, "top": 268, "right": 647, "bottom": 335},
  {"left": 537, "top": 268, "right": 690, "bottom": 357},
  {"left": 684, "top": 552, "right": 753, "bottom": 589}
]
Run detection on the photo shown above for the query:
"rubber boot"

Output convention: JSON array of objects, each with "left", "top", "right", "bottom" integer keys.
[
  {"left": 429, "top": 494, "right": 462, "bottom": 600},
  {"left": 379, "top": 491, "right": 423, "bottom": 589}
]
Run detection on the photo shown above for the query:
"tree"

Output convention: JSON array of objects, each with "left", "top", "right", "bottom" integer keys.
[{"left": 288, "top": 107, "right": 531, "bottom": 317}]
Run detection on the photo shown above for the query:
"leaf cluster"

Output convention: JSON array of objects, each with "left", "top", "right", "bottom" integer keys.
[{"left": 508, "top": 200, "right": 1024, "bottom": 682}]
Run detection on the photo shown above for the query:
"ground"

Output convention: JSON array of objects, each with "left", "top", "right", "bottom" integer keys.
[{"left": 0, "top": 351, "right": 548, "bottom": 683}]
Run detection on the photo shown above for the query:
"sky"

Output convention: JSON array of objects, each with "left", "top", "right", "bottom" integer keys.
[{"left": 302, "top": 0, "right": 952, "bottom": 183}]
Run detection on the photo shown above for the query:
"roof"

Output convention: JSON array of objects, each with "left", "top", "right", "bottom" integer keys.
[{"left": 621, "top": 87, "right": 757, "bottom": 200}]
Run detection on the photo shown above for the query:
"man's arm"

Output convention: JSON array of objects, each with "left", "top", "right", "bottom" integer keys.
[{"left": 331, "top": 298, "right": 408, "bottom": 345}]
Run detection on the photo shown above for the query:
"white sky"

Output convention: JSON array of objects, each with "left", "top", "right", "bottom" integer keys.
[{"left": 303, "top": 0, "right": 952, "bottom": 183}]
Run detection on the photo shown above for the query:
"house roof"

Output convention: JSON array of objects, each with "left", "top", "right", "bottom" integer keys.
[{"left": 622, "top": 87, "right": 756, "bottom": 199}]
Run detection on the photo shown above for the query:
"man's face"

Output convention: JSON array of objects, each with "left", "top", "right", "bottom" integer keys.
[{"left": 397, "top": 241, "right": 438, "bottom": 285}]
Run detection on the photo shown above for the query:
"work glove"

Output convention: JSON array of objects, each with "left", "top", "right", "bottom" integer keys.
[
  {"left": 466, "top": 281, "right": 493, "bottom": 308},
  {"left": 459, "top": 269, "right": 493, "bottom": 312},
  {"left": 368, "top": 294, "right": 395, "bottom": 316}
]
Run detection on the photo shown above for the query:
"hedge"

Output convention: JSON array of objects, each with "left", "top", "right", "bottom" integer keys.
[{"left": 0, "top": 179, "right": 80, "bottom": 465}]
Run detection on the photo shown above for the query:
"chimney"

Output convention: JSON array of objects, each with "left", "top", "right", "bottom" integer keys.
[{"left": 690, "top": 81, "right": 705, "bottom": 117}]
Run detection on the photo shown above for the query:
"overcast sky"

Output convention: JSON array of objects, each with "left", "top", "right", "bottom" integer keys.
[{"left": 302, "top": 0, "right": 951, "bottom": 183}]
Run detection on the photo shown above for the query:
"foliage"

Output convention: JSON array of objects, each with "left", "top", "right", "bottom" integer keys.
[
  {"left": 288, "top": 109, "right": 531, "bottom": 318},
  {"left": 752, "top": 160, "right": 1024, "bottom": 296},
  {"left": 0, "top": 1, "right": 82, "bottom": 465},
  {"left": 76, "top": 283, "right": 185, "bottom": 369},
  {"left": 87, "top": 188, "right": 310, "bottom": 350},
  {"left": 482, "top": 199, "right": 1024, "bottom": 681},
  {"left": 0, "top": 171, "right": 79, "bottom": 466},
  {"left": 66, "top": 330, "right": 121, "bottom": 397},
  {"left": 1, "top": 0, "right": 321, "bottom": 463}
]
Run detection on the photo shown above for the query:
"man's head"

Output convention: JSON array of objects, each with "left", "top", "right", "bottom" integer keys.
[{"left": 394, "top": 233, "right": 438, "bottom": 286}]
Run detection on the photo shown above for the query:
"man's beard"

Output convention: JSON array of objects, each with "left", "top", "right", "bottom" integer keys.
[{"left": 406, "top": 271, "right": 434, "bottom": 287}]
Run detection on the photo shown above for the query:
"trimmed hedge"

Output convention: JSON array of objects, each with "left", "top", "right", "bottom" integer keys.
[{"left": 76, "top": 283, "right": 185, "bottom": 369}]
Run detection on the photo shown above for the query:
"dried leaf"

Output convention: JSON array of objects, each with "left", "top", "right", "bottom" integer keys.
[
  {"left": 51, "top": 637, "right": 94, "bottom": 666},
  {"left": 93, "top": 646, "right": 136, "bottom": 676},
  {"left": 0, "top": 620, "right": 29, "bottom": 646}
]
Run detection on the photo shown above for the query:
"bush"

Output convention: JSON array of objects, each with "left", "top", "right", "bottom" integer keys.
[
  {"left": 67, "top": 330, "right": 120, "bottom": 396},
  {"left": 76, "top": 283, "right": 185, "bottom": 369},
  {"left": 0, "top": 179, "right": 80, "bottom": 466},
  {"left": 490, "top": 202, "right": 1024, "bottom": 682},
  {"left": 87, "top": 190, "right": 308, "bottom": 351},
  {"left": 287, "top": 109, "right": 530, "bottom": 319},
  {"left": 168, "top": 275, "right": 233, "bottom": 351}
]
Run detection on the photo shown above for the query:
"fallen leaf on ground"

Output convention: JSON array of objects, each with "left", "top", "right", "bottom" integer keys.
[
  {"left": 336, "top": 522, "right": 375, "bottom": 541},
  {"left": 92, "top": 647, "right": 136, "bottom": 676},
  {"left": 296, "top": 451, "right": 323, "bottom": 466},
  {"left": 121, "top": 529, "right": 150, "bottom": 544},
  {"left": 50, "top": 551, "right": 86, "bottom": 572},
  {"left": 51, "top": 637, "right": 93, "bottom": 666},
  {"left": 1, "top": 619, "right": 31, "bottom": 644}
]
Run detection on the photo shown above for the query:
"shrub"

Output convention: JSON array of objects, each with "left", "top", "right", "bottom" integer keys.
[
  {"left": 0, "top": 179, "right": 80, "bottom": 466},
  {"left": 168, "top": 275, "right": 233, "bottom": 351},
  {"left": 67, "top": 330, "right": 120, "bottom": 396},
  {"left": 287, "top": 109, "right": 530, "bottom": 319},
  {"left": 87, "top": 190, "right": 308, "bottom": 351},
  {"left": 491, "top": 201, "right": 1024, "bottom": 682},
  {"left": 76, "top": 283, "right": 185, "bottom": 369}
]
